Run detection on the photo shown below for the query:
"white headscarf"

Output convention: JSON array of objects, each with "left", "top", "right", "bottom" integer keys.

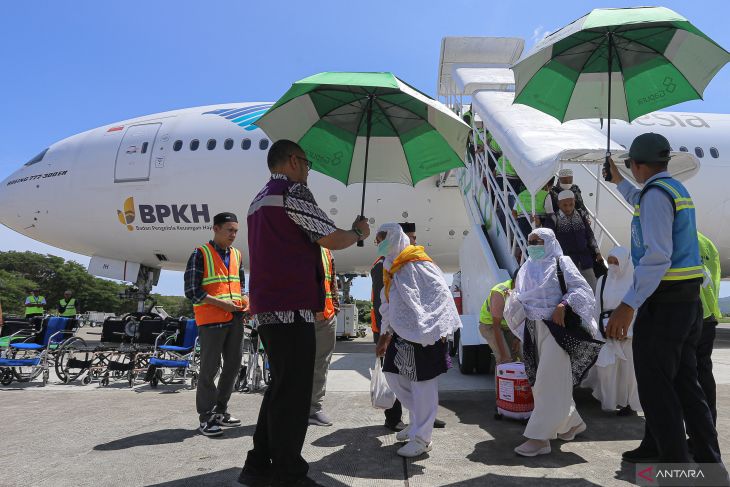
[
  {"left": 596, "top": 246, "right": 633, "bottom": 315},
  {"left": 513, "top": 228, "right": 598, "bottom": 336},
  {"left": 378, "top": 223, "right": 462, "bottom": 346}
]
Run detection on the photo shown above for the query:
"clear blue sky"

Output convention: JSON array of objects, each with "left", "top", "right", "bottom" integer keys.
[{"left": 1, "top": 1, "right": 729, "bottom": 299}]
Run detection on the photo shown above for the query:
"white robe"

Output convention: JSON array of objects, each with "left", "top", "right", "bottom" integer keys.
[{"left": 582, "top": 247, "right": 642, "bottom": 412}]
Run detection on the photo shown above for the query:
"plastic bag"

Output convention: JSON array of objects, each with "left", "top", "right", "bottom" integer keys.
[
  {"left": 370, "top": 358, "right": 396, "bottom": 409},
  {"left": 504, "top": 293, "right": 526, "bottom": 340}
]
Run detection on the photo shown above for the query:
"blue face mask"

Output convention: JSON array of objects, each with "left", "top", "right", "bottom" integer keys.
[
  {"left": 527, "top": 244, "right": 546, "bottom": 260},
  {"left": 377, "top": 240, "right": 389, "bottom": 257}
]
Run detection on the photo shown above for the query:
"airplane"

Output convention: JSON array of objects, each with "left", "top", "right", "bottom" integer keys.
[{"left": 1, "top": 61, "right": 728, "bottom": 302}]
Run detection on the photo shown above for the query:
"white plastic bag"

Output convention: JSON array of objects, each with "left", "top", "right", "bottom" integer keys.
[
  {"left": 504, "top": 293, "right": 527, "bottom": 340},
  {"left": 370, "top": 358, "right": 396, "bottom": 409}
]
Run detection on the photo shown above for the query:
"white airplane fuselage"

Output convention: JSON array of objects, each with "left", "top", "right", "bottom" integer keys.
[
  {"left": 0, "top": 103, "right": 471, "bottom": 276},
  {"left": 1, "top": 103, "right": 729, "bottom": 280}
]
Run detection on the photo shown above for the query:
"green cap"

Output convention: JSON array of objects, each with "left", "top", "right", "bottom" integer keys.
[{"left": 628, "top": 132, "right": 671, "bottom": 163}]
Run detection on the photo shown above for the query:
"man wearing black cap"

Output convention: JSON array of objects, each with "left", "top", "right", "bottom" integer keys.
[
  {"left": 184, "top": 212, "right": 247, "bottom": 437},
  {"left": 605, "top": 133, "right": 723, "bottom": 468}
]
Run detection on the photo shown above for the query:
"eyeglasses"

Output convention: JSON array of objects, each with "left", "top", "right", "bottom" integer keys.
[
  {"left": 624, "top": 159, "right": 632, "bottom": 169},
  {"left": 290, "top": 154, "right": 312, "bottom": 170}
]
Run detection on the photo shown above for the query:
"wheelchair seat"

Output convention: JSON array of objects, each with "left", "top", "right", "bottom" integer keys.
[
  {"left": 159, "top": 345, "right": 192, "bottom": 352},
  {"left": 9, "top": 343, "right": 43, "bottom": 350},
  {"left": 0, "top": 357, "right": 41, "bottom": 367},
  {"left": 149, "top": 357, "right": 189, "bottom": 368}
]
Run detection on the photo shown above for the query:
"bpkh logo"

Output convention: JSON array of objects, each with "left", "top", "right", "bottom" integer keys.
[{"left": 117, "top": 197, "right": 211, "bottom": 231}]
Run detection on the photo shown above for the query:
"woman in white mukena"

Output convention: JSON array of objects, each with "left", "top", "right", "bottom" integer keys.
[
  {"left": 375, "top": 223, "right": 461, "bottom": 458},
  {"left": 582, "top": 246, "right": 641, "bottom": 415},
  {"left": 506, "top": 228, "right": 603, "bottom": 457}
]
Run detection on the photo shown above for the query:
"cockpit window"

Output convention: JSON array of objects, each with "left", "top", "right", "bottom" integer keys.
[{"left": 24, "top": 148, "right": 49, "bottom": 166}]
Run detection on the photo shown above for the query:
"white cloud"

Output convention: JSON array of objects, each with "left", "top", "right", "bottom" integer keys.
[{"left": 531, "top": 25, "right": 549, "bottom": 46}]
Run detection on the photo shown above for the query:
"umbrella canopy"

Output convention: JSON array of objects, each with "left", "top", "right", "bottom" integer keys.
[
  {"left": 255, "top": 72, "right": 470, "bottom": 188},
  {"left": 512, "top": 6, "right": 730, "bottom": 123}
]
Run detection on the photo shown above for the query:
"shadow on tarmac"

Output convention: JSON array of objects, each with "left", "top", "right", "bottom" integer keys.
[{"left": 94, "top": 424, "right": 256, "bottom": 451}]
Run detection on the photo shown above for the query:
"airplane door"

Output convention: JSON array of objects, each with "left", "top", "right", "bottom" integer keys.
[{"left": 114, "top": 123, "right": 161, "bottom": 182}]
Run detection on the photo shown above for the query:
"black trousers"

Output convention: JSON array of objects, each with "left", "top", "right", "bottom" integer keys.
[
  {"left": 196, "top": 316, "right": 244, "bottom": 422},
  {"left": 633, "top": 296, "right": 722, "bottom": 463},
  {"left": 245, "top": 318, "right": 315, "bottom": 482},
  {"left": 698, "top": 318, "right": 718, "bottom": 425},
  {"left": 373, "top": 331, "right": 402, "bottom": 425}
]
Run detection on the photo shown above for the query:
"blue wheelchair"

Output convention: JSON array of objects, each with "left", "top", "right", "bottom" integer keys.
[
  {"left": 0, "top": 316, "right": 77, "bottom": 386},
  {"left": 146, "top": 318, "right": 200, "bottom": 389}
]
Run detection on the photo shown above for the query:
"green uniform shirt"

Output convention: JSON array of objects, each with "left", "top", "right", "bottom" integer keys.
[
  {"left": 497, "top": 155, "right": 518, "bottom": 177},
  {"left": 25, "top": 295, "right": 45, "bottom": 316},
  {"left": 479, "top": 280, "right": 513, "bottom": 330},
  {"left": 698, "top": 232, "right": 722, "bottom": 320},
  {"left": 514, "top": 189, "right": 548, "bottom": 217},
  {"left": 59, "top": 298, "right": 77, "bottom": 317}
]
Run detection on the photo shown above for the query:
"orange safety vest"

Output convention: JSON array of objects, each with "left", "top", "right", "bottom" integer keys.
[
  {"left": 370, "top": 256, "right": 384, "bottom": 333},
  {"left": 321, "top": 247, "right": 336, "bottom": 320},
  {"left": 193, "top": 243, "right": 243, "bottom": 326}
]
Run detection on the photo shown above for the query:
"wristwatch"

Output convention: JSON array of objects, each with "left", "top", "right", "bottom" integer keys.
[{"left": 352, "top": 227, "right": 364, "bottom": 240}]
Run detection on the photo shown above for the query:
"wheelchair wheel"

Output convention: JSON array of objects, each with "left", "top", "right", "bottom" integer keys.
[
  {"left": 100, "top": 374, "right": 110, "bottom": 387},
  {"left": 190, "top": 372, "right": 198, "bottom": 390},
  {"left": 0, "top": 369, "right": 13, "bottom": 385},
  {"left": 81, "top": 375, "right": 92, "bottom": 385},
  {"left": 10, "top": 349, "right": 43, "bottom": 382},
  {"left": 156, "top": 368, "right": 177, "bottom": 385},
  {"left": 55, "top": 337, "right": 89, "bottom": 384}
]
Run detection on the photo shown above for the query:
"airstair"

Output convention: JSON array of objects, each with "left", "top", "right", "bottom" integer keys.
[{"left": 437, "top": 37, "right": 669, "bottom": 374}]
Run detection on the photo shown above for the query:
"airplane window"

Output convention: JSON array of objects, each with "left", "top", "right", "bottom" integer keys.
[
  {"left": 241, "top": 138, "right": 251, "bottom": 150},
  {"left": 679, "top": 146, "right": 688, "bottom": 152},
  {"left": 24, "top": 148, "right": 49, "bottom": 166},
  {"left": 141, "top": 142, "right": 148, "bottom": 154},
  {"left": 710, "top": 147, "right": 719, "bottom": 159},
  {"left": 695, "top": 147, "right": 704, "bottom": 158},
  {"left": 259, "top": 139, "right": 269, "bottom": 151},
  {"left": 207, "top": 139, "right": 217, "bottom": 150},
  {"left": 190, "top": 139, "right": 199, "bottom": 151},
  {"left": 224, "top": 138, "right": 234, "bottom": 150},
  {"left": 173, "top": 140, "right": 183, "bottom": 151}
]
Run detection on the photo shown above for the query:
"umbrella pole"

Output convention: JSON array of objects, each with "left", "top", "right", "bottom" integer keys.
[
  {"left": 603, "top": 32, "right": 614, "bottom": 182},
  {"left": 357, "top": 95, "right": 375, "bottom": 248}
]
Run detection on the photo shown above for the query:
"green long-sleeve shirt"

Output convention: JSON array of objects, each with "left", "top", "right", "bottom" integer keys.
[{"left": 698, "top": 232, "right": 722, "bottom": 320}]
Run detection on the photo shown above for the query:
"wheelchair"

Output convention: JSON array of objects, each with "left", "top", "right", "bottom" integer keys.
[
  {"left": 235, "top": 321, "right": 271, "bottom": 393},
  {"left": 54, "top": 313, "right": 174, "bottom": 387},
  {"left": 0, "top": 316, "right": 78, "bottom": 386},
  {"left": 145, "top": 318, "right": 200, "bottom": 389}
]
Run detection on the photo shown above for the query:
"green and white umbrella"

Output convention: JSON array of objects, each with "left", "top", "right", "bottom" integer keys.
[
  {"left": 512, "top": 6, "right": 729, "bottom": 170},
  {"left": 255, "top": 71, "right": 470, "bottom": 218}
]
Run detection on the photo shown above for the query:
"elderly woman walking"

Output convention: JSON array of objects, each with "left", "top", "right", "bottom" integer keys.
[
  {"left": 583, "top": 247, "right": 641, "bottom": 415},
  {"left": 375, "top": 223, "right": 461, "bottom": 458},
  {"left": 506, "top": 228, "right": 603, "bottom": 457}
]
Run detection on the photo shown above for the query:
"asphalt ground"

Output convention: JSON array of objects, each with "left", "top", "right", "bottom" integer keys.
[{"left": 2, "top": 328, "right": 730, "bottom": 486}]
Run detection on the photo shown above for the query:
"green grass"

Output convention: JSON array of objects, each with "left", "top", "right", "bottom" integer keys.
[{"left": 718, "top": 317, "right": 730, "bottom": 324}]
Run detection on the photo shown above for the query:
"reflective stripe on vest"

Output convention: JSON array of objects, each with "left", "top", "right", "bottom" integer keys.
[
  {"left": 25, "top": 295, "right": 45, "bottom": 316},
  {"left": 60, "top": 298, "right": 77, "bottom": 317},
  {"left": 630, "top": 177, "right": 703, "bottom": 282},
  {"left": 479, "top": 280, "right": 512, "bottom": 329},
  {"left": 193, "top": 243, "right": 243, "bottom": 326},
  {"left": 321, "top": 247, "right": 336, "bottom": 320}
]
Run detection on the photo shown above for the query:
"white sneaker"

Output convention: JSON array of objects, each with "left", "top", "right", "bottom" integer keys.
[
  {"left": 396, "top": 424, "right": 411, "bottom": 442},
  {"left": 557, "top": 422, "right": 586, "bottom": 441},
  {"left": 514, "top": 439, "right": 551, "bottom": 457},
  {"left": 397, "top": 437, "right": 432, "bottom": 458}
]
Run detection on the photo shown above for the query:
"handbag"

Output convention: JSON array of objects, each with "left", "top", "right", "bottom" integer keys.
[
  {"left": 555, "top": 257, "right": 583, "bottom": 331},
  {"left": 598, "top": 276, "right": 610, "bottom": 339},
  {"left": 370, "top": 358, "right": 396, "bottom": 409}
]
